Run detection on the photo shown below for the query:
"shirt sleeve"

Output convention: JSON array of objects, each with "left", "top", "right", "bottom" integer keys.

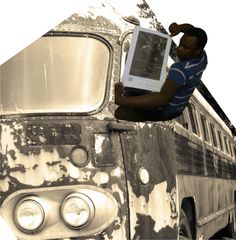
[{"left": 167, "top": 63, "right": 186, "bottom": 86}]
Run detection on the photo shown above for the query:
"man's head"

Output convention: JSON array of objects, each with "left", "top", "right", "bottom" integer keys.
[
  {"left": 183, "top": 27, "right": 208, "bottom": 49},
  {"left": 176, "top": 27, "right": 207, "bottom": 60}
]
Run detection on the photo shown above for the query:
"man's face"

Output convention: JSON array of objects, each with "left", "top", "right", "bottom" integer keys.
[{"left": 176, "top": 34, "right": 200, "bottom": 60}]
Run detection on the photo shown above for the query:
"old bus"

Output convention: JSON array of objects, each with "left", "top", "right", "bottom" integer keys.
[{"left": 0, "top": 1, "right": 235, "bottom": 239}]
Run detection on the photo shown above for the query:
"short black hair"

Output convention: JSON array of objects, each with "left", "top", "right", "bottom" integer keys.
[{"left": 183, "top": 27, "right": 208, "bottom": 49}]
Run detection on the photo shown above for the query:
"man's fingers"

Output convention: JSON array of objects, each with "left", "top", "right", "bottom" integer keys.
[
  {"left": 169, "top": 22, "right": 179, "bottom": 36},
  {"left": 170, "top": 31, "right": 178, "bottom": 37},
  {"left": 169, "top": 22, "right": 178, "bottom": 31}
]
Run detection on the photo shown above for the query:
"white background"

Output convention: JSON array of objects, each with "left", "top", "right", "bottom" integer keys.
[{"left": 0, "top": 0, "right": 235, "bottom": 126}]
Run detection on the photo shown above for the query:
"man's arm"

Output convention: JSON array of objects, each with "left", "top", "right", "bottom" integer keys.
[{"left": 115, "top": 79, "right": 180, "bottom": 110}]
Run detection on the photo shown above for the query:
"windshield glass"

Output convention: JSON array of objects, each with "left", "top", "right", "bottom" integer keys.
[{"left": 0, "top": 36, "right": 110, "bottom": 114}]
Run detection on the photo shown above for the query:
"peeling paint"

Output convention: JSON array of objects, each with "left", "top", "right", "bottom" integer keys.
[
  {"left": 104, "top": 216, "right": 127, "bottom": 240},
  {"left": 199, "top": 233, "right": 204, "bottom": 240},
  {"left": 149, "top": 182, "right": 177, "bottom": 232},
  {"left": 92, "top": 172, "right": 109, "bottom": 185},
  {"left": 111, "top": 183, "right": 125, "bottom": 204},
  {"left": 1, "top": 125, "right": 16, "bottom": 154},
  {"left": 0, "top": 177, "right": 11, "bottom": 192},
  {"left": 128, "top": 180, "right": 177, "bottom": 239},
  {"left": 110, "top": 167, "right": 122, "bottom": 178},
  {"left": 0, "top": 118, "right": 129, "bottom": 238},
  {"left": 95, "top": 134, "right": 106, "bottom": 154}
]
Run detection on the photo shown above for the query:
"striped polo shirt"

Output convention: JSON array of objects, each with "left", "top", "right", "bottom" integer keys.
[{"left": 163, "top": 51, "right": 208, "bottom": 115}]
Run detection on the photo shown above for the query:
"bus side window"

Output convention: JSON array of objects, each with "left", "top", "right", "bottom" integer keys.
[
  {"left": 209, "top": 123, "right": 218, "bottom": 148},
  {"left": 175, "top": 114, "right": 185, "bottom": 128},
  {"left": 217, "top": 130, "right": 224, "bottom": 152},
  {"left": 228, "top": 140, "right": 233, "bottom": 157},
  {"left": 176, "top": 109, "right": 189, "bottom": 130},
  {"left": 230, "top": 142, "right": 235, "bottom": 158},
  {"left": 233, "top": 147, "right": 236, "bottom": 162},
  {"left": 200, "top": 114, "right": 210, "bottom": 142},
  {"left": 223, "top": 135, "right": 230, "bottom": 155},
  {"left": 187, "top": 103, "right": 199, "bottom": 135}
]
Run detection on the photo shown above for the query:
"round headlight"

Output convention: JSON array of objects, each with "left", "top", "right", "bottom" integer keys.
[
  {"left": 61, "top": 193, "right": 94, "bottom": 229},
  {"left": 14, "top": 196, "right": 47, "bottom": 233},
  {"left": 70, "top": 146, "right": 88, "bottom": 167}
]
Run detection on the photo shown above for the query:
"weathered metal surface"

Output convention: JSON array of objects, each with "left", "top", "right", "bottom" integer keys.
[
  {"left": 0, "top": 117, "right": 129, "bottom": 239},
  {"left": 119, "top": 122, "right": 178, "bottom": 239},
  {"left": 177, "top": 175, "right": 235, "bottom": 239},
  {"left": 175, "top": 122, "right": 236, "bottom": 239},
  {"left": 0, "top": 120, "right": 180, "bottom": 239}
]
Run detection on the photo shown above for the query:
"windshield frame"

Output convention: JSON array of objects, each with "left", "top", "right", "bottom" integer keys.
[{"left": 0, "top": 31, "right": 113, "bottom": 118}]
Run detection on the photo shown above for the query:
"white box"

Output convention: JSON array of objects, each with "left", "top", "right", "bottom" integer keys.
[{"left": 122, "top": 26, "right": 172, "bottom": 92}]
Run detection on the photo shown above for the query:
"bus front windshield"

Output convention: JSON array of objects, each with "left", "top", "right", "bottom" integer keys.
[{"left": 0, "top": 36, "right": 110, "bottom": 114}]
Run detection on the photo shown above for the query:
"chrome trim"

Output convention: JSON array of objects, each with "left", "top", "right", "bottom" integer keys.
[
  {"left": 61, "top": 192, "right": 95, "bottom": 229},
  {"left": 13, "top": 196, "right": 49, "bottom": 234}
]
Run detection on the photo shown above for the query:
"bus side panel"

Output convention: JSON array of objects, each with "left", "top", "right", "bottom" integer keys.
[
  {"left": 119, "top": 123, "right": 178, "bottom": 239},
  {"left": 175, "top": 131, "right": 236, "bottom": 239},
  {"left": 177, "top": 175, "right": 235, "bottom": 239},
  {"left": 0, "top": 118, "right": 129, "bottom": 239}
]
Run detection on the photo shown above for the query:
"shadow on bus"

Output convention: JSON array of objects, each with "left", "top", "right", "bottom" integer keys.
[
  {"left": 209, "top": 230, "right": 234, "bottom": 240},
  {"left": 209, "top": 238, "right": 234, "bottom": 240}
]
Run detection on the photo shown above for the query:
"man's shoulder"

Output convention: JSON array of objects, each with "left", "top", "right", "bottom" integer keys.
[
  {"left": 169, "top": 62, "right": 187, "bottom": 76},
  {"left": 168, "top": 62, "right": 187, "bottom": 85},
  {"left": 170, "top": 61, "right": 186, "bottom": 71}
]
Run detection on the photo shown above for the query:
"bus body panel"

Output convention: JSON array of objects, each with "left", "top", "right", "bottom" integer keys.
[
  {"left": 0, "top": 118, "right": 130, "bottom": 239},
  {"left": 177, "top": 175, "right": 235, "bottom": 239},
  {"left": 175, "top": 108, "right": 236, "bottom": 239},
  {"left": 119, "top": 122, "right": 178, "bottom": 239}
]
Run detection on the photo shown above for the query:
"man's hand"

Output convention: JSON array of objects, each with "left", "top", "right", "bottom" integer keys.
[
  {"left": 169, "top": 22, "right": 194, "bottom": 37},
  {"left": 115, "top": 82, "right": 124, "bottom": 105},
  {"left": 169, "top": 22, "right": 180, "bottom": 37}
]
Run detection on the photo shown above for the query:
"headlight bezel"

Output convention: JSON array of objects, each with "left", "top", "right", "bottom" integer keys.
[
  {"left": 13, "top": 195, "right": 48, "bottom": 234},
  {"left": 60, "top": 192, "right": 95, "bottom": 229}
]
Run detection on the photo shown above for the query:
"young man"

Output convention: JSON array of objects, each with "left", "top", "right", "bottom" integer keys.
[{"left": 115, "top": 22, "right": 208, "bottom": 121}]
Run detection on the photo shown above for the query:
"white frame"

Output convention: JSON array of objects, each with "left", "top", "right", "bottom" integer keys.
[{"left": 122, "top": 26, "right": 172, "bottom": 92}]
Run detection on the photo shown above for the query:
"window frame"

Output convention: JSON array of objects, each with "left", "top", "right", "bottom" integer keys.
[
  {"left": 228, "top": 139, "right": 233, "bottom": 157},
  {"left": 200, "top": 113, "right": 210, "bottom": 143},
  {"left": 175, "top": 108, "right": 190, "bottom": 130},
  {"left": 209, "top": 122, "right": 218, "bottom": 149},
  {"left": 217, "top": 129, "right": 224, "bottom": 152},
  {"left": 187, "top": 103, "right": 200, "bottom": 136}
]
